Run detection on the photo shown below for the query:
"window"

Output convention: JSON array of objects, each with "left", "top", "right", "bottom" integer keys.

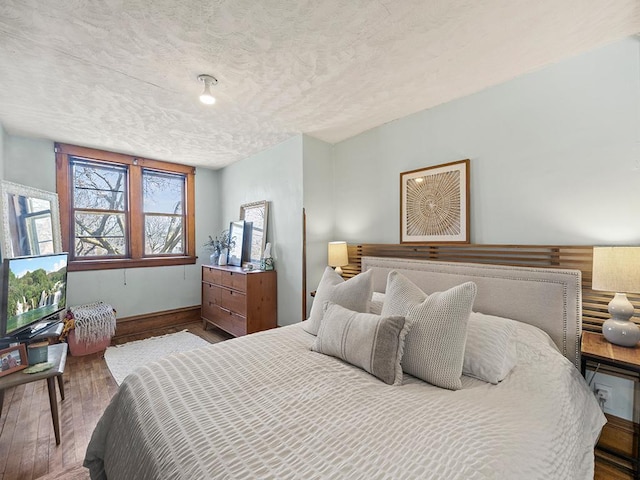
[
  {"left": 56, "top": 143, "right": 196, "bottom": 271},
  {"left": 17, "top": 197, "right": 54, "bottom": 255}
]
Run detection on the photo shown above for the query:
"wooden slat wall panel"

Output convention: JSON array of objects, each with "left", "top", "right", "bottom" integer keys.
[{"left": 342, "top": 243, "right": 635, "bottom": 334}]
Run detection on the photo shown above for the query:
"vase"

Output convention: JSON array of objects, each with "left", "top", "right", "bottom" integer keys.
[
  {"left": 218, "top": 249, "right": 228, "bottom": 266},
  {"left": 209, "top": 252, "right": 220, "bottom": 266}
]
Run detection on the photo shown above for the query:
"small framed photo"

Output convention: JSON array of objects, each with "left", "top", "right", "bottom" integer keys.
[
  {"left": 0, "top": 344, "right": 28, "bottom": 377},
  {"left": 400, "top": 159, "right": 470, "bottom": 244},
  {"left": 227, "top": 220, "right": 246, "bottom": 267}
]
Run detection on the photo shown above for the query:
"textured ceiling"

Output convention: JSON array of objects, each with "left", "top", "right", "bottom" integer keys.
[{"left": 0, "top": 1, "right": 639, "bottom": 169}]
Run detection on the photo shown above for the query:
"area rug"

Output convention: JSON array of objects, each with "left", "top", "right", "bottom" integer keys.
[{"left": 104, "top": 331, "right": 210, "bottom": 385}]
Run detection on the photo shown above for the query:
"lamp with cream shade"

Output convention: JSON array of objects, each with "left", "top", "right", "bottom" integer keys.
[
  {"left": 328, "top": 241, "right": 349, "bottom": 275},
  {"left": 592, "top": 246, "right": 640, "bottom": 347}
]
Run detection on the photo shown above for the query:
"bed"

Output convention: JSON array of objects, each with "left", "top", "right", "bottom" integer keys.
[{"left": 84, "top": 256, "right": 606, "bottom": 479}]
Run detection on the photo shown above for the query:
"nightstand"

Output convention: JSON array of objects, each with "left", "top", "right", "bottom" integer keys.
[{"left": 582, "top": 331, "right": 640, "bottom": 479}]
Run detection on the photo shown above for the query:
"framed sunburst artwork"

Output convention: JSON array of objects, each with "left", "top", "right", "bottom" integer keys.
[{"left": 400, "top": 159, "right": 470, "bottom": 244}]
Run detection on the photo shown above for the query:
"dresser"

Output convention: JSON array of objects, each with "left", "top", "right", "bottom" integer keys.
[{"left": 201, "top": 265, "right": 277, "bottom": 337}]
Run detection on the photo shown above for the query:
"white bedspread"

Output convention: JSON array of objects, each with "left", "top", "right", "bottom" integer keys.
[{"left": 85, "top": 323, "right": 605, "bottom": 480}]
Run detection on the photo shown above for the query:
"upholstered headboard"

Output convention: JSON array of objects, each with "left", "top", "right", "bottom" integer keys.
[{"left": 361, "top": 256, "right": 583, "bottom": 368}]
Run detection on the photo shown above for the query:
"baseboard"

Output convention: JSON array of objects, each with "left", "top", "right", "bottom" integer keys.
[{"left": 114, "top": 306, "right": 201, "bottom": 340}]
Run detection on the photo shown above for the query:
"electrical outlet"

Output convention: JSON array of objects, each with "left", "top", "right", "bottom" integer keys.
[{"left": 595, "top": 383, "right": 613, "bottom": 412}]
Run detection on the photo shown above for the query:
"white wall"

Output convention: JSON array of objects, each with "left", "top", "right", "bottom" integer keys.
[
  {"left": 219, "top": 136, "right": 304, "bottom": 326},
  {"left": 2, "top": 134, "right": 221, "bottom": 318},
  {"left": 332, "top": 37, "right": 640, "bottom": 246}
]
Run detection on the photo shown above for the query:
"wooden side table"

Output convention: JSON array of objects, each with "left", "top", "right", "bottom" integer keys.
[
  {"left": 0, "top": 343, "right": 67, "bottom": 445},
  {"left": 582, "top": 331, "right": 640, "bottom": 478}
]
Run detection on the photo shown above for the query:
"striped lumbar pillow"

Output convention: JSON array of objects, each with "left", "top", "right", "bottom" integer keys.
[{"left": 312, "top": 301, "right": 408, "bottom": 385}]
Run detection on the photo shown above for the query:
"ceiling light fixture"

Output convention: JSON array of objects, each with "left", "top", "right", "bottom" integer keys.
[{"left": 198, "top": 74, "right": 218, "bottom": 105}]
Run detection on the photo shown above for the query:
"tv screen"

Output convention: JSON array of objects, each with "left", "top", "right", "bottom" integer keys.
[{"left": 1, "top": 253, "right": 68, "bottom": 338}]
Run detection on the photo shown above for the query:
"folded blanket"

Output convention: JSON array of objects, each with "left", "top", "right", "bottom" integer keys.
[{"left": 65, "top": 302, "right": 116, "bottom": 344}]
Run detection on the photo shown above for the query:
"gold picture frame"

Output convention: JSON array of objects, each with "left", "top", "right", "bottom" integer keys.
[
  {"left": 239, "top": 200, "right": 269, "bottom": 266},
  {"left": 400, "top": 159, "right": 470, "bottom": 244}
]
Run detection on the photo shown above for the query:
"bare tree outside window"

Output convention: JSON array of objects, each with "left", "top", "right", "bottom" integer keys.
[
  {"left": 56, "top": 143, "right": 196, "bottom": 271},
  {"left": 143, "top": 170, "right": 185, "bottom": 255},
  {"left": 72, "top": 160, "right": 127, "bottom": 257}
]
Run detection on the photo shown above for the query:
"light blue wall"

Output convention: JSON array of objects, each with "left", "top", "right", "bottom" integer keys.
[
  {"left": 332, "top": 37, "right": 640, "bottom": 246},
  {"left": 1, "top": 134, "right": 221, "bottom": 318},
  {"left": 302, "top": 136, "right": 333, "bottom": 317},
  {"left": 196, "top": 167, "right": 222, "bottom": 263},
  {"left": 0, "top": 124, "right": 5, "bottom": 182},
  {"left": 324, "top": 36, "right": 640, "bottom": 421},
  {"left": 219, "top": 136, "right": 304, "bottom": 325},
  {"left": 4, "top": 136, "right": 56, "bottom": 192}
]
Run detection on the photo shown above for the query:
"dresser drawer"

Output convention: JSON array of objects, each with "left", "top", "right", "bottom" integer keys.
[
  {"left": 215, "top": 308, "right": 247, "bottom": 337},
  {"left": 202, "top": 266, "right": 222, "bottom": 285},
  {"left": 201, "top": 284, "right": 222, "bottom": 319},
  {"left": 201, "top": 299, "right": 218, "bottom": 322},
  {"left": 220, "top": 270, "right": 247, "bottom": 292},
  {"left": 220, "top": 288, "right": 247, "bottom": 316},
  {"left": 202, "top": 282, "right": 222, "bottom": 302}
]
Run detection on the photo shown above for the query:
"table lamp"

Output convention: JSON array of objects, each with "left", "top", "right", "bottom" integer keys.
[
  {"left": 592, "top": 246, "right": 640, "bottom": 347},
  {"left": 328, "top": 241, "right": 348, "bottom": 274}
]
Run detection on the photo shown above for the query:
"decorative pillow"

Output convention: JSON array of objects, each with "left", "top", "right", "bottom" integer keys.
[
  {"left": 463, "top": 312, "right": 518, "bottom": 384},
  {"left": 381, "top": 271, "right": 477, "bottom": 390},
  {"left": 369, "top": 292, "right": 385, "bottom": 315},
  {"left": 311, "top": 302, "right": 408, "bottom": 385},
  {"left": 303, "top": 267, "right": 373, "bottom": 336}
]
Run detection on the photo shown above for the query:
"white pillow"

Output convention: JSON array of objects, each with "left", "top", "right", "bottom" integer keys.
[
  {"left": 463, "top": 312, "right": 518, "bottom": 384},
  {"left": 381, "top": 271, "right": 477, "bottom": 390},
  {"left": 303, "top": 267, "right": 373, "bottom": 336},
  {"left": 369, "top": 292, "right": 385, "bottom": 315},
  {"left": 312, "top": 302, "right": 408, "bottom": 385}
]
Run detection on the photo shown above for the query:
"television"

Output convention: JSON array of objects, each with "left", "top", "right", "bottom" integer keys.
[{"left": 0, "top": 252, "right": 68, "bottom": 340}]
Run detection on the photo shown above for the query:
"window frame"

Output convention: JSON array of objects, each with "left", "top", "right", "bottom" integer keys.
[{"left": 55, "top": 143, "right": 196, "bottom": 272}]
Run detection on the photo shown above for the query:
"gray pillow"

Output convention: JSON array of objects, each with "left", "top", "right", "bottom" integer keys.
[
  {"left": 303, "top": 267, "right": 373, "bottom": 336},
  {"left": 311, "top": 302, "right": 408, "bottom": 385},
  {"left": 381, "top": 271, "right": 477, "bottom": 390}
]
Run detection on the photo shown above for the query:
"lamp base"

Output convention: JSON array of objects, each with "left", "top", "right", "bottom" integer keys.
[
  {"left": 334, "top": 266, "right": 343, "bottom": 275},
  {"left": 602, "top": 318, "right": 640, "bottom": 347}
]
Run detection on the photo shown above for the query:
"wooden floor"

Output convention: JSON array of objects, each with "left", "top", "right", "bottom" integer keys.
[
  {"left": 0, "top": 322, "right": 229, "bottom": 480},
  {"left": 596, "top": 459, "right": 634, "bottom": 480},
  {"left": 0, "top": 320, "right": 629, "bottom": 480}
]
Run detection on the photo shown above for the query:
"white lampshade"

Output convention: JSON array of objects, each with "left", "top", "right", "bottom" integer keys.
[
  {"left": 328, "top": 241, "right": 348, "bottom": 274},
  {"left": 592, "top": 246, "right": 640, "bottom": 347},
  {"left": 592, "top": 247, "right": 640, "bottom": 293}
]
